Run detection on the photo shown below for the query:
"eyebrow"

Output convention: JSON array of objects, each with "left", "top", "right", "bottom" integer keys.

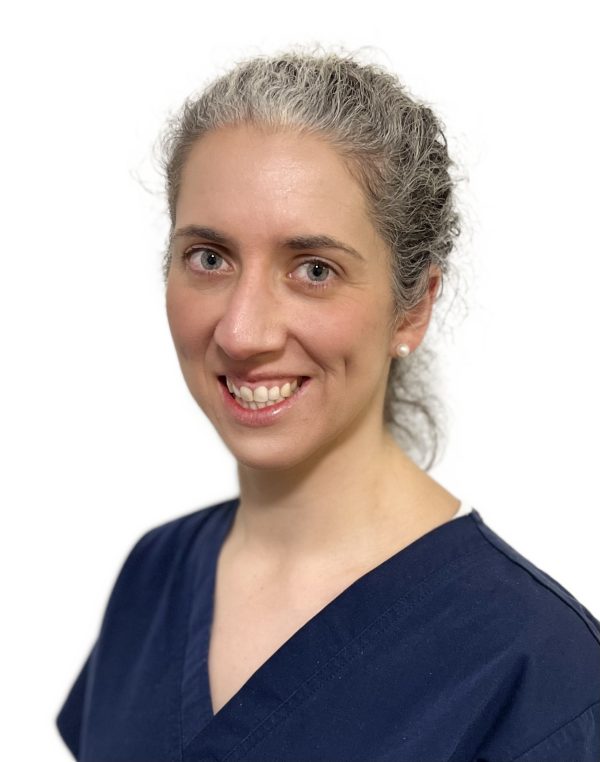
[{"left": 170, "top": 225, "right": 365, "bottom": 261}]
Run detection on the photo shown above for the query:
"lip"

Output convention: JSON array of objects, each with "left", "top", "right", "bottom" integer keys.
[{"left": 217, "top": 375, "right": 311, "bottom": 427}]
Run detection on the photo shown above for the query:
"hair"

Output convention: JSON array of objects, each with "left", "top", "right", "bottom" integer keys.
[{"left": 156, "top": 45, "right": 464, "bottom": 471}]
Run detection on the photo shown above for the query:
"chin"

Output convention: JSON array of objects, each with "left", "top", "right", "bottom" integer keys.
[{"left": 230, "top": 447, "right": 308, "bottom": 473}]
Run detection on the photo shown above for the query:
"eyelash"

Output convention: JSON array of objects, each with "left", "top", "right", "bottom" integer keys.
[{"left": 181, "top": 246, "right": 337, "bottom": 291}]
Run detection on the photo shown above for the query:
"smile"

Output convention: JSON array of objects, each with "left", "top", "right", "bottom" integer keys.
[
  {"left": 217, "top": 375, "right": 310, "bottom": 426},
  {"left": 224, "top": 376, "right": 303, "bottom": 409}
]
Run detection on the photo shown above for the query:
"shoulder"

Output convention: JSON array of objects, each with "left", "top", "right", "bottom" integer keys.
[
  {"left": 55, "top": 499, "right": 238, "bottom": 758},
  {"left": 467, "top": 509, "right": 600, "bottom": 648},
  {"left": 457, "top": 510, "right": 600, "bottom": 759},
  {"left": 91, "top": 498, "right": 238, "bottom": 690},
  {"left": 117, "top": 497, "right": 237, "bottom": 576},
  {"left": 97, "top": 497, "right": 237, "bottom": 626}
]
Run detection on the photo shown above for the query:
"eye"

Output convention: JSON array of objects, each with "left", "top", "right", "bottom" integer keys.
[
  {"left": 183, "top": 246, "right": 228, "bottom": 273},
  {"left": 295, "top": 259, "right": 336, "bottom": 290}
]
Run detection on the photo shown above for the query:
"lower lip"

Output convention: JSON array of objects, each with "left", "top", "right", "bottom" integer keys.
[{"left": 218, "top": 377, "right": 310, "bottom": 427}]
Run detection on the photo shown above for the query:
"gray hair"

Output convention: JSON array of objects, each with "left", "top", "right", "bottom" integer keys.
[{"left": 157, "top": 46, "right": 463, "bottom": 470}]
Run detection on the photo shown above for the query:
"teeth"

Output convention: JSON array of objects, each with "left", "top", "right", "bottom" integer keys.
[
  {"left": 253, "top": 386, "right": 269, "bottom": 403},
  {"left": 224, "top": 376, "right": 303, "bottom": 406},
  {"left": 240, "top": 386, "right": 254, "bottom": 402}
]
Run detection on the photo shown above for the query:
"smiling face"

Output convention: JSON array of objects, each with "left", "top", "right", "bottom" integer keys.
[{"left": 165, "top": 123, "right": 410, "bottom": 471}]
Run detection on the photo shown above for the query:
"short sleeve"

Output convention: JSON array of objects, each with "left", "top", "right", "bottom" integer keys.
[
  {"left": 511, "top": 702, "right": 600, "bottom": 762},
  {"left": 55, "top": 643, "right": 96, "bottom": 760}
]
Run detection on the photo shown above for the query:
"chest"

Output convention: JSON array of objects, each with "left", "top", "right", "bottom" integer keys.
[{"left": 207, "top": 571, "right": 351, "bottom": 715}]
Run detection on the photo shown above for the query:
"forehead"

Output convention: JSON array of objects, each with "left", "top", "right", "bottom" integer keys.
[{"left": 175, "top": 124, "right": 380, "bottom": 250}]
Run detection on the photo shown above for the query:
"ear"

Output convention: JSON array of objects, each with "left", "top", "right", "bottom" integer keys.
[{"left": 390, "top": 266, "right": 442, "bottom": 356}]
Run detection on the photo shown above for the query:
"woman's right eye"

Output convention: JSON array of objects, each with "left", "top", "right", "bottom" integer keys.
[{"left": 184, "top": 247, "right": 227, "bottom": 273}]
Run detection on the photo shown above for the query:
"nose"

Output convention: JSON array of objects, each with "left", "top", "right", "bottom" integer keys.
[{"left": 213, "top": 267, "right": 287, "bottom": 361}]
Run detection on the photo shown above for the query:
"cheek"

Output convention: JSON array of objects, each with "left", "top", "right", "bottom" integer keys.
[
  {"left": 299, "top": 296, "right": 389, "bottom": 367},
  {"left": 165, "top": 287, "right": 213, "bottom": 359}
]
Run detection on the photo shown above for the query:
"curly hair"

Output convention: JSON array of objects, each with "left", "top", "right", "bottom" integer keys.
[{"left": 156, "top": 45, "right": 464, "bottom": 470}]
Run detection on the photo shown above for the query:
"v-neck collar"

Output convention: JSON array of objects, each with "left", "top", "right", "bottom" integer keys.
[
  {"left": 181, "top": 500, "right": 238, "bottom": 745},
  {"left": 180, "top": 499, "right": 486, "bottom": 762}
]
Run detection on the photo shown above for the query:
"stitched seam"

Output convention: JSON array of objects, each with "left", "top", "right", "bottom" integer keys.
[
  {"left": 220, "top": 545, "right": 489, "bottom": 761},
  {"left": 509, "top": 700, "right": 600, "bottom": 760},
  {"left": 179, "top": 504, "right": 232, "bottom": 760},
  {"left": 471, "top": 517, "right": 600, "bottom": 647},
  {"left": 178, "top": 546, "right": 193, "bottom": 762},
  {"left": 173, "top": 504, "right": 231, "bottom": 762}
]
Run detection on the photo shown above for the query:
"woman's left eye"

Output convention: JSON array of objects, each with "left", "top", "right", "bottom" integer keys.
[{"left": 294, "top": 259, "right": 336, "bottom": 289}]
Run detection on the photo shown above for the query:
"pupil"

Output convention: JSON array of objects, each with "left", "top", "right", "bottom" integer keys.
[
  {"left": 311, "top": 263, "right": 326, "bottom": 280},
  {"left": 202, "top": 250, "right": 219, "bottom": 269}
]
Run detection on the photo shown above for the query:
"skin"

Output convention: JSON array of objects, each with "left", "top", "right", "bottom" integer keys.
[{"left": 165, "top": 122, "right": 459, "bottom": 577}]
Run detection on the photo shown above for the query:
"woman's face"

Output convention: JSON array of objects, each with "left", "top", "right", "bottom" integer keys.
[{"left": 166, "top": 124, "right": 412, "bottom": 470}]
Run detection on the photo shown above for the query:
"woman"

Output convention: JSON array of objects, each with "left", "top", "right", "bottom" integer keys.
[{"left": 56, "top": 49, "right": 600, "bottom": 761}]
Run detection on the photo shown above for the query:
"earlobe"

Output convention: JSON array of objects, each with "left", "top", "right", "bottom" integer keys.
[
  {"left": 393, "top": 343, "right": 411, "bottom": 358},
  {"left": 389, "top": 267, "right": 441, "bottom": 358}
]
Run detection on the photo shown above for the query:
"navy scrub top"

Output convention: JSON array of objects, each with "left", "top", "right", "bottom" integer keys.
[{"left": 56, "top": 499, "right": 600, "bottom": 761}]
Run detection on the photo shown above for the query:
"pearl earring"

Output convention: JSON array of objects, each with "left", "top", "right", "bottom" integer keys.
[{"left": 394, "top": 343, "right": 410, "bottom": 358}]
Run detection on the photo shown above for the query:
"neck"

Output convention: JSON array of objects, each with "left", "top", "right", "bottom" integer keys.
[{"left": 231, "top": 420, "right": 458, "bottom": 569}]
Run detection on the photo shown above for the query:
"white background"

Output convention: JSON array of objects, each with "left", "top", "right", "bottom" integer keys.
[{"left": 1, "top": 1, "right": 598, "bottom": 759}]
